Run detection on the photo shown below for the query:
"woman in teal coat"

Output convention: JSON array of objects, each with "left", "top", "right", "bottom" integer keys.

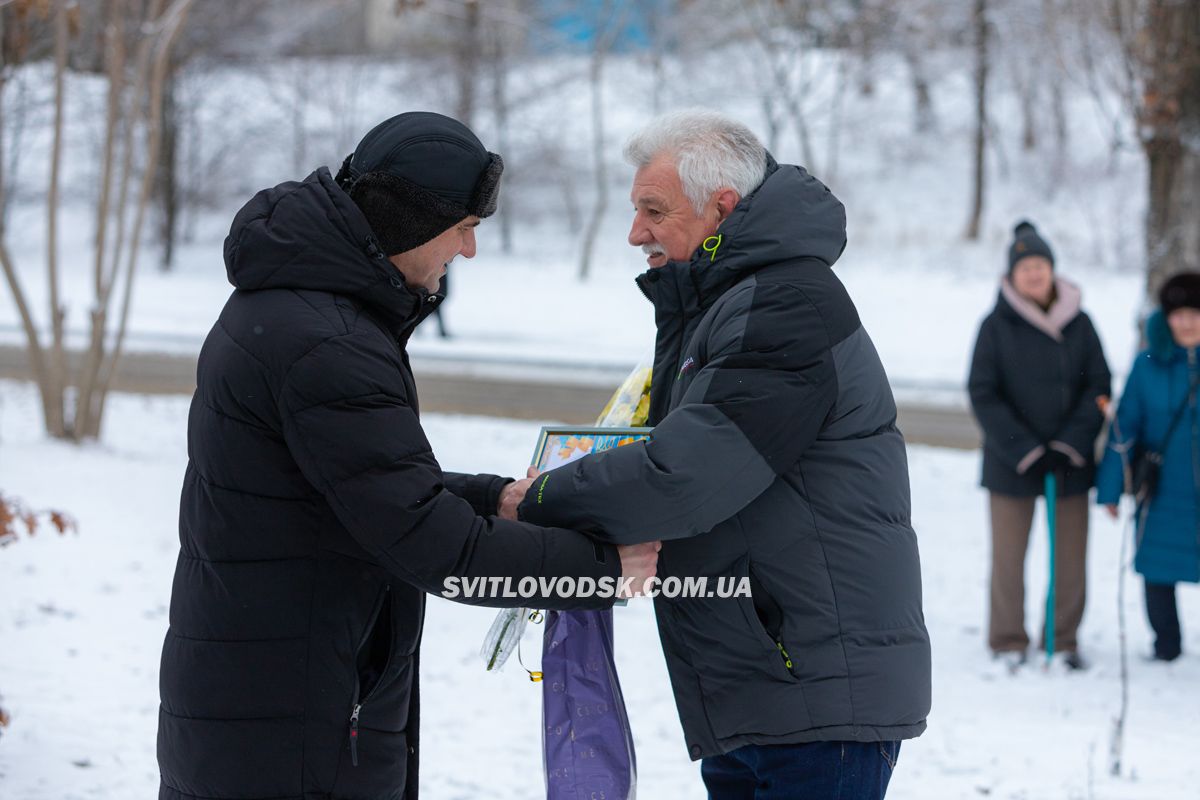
[{"left": 1097, "top": 273, "right": 1200, "bottom": 661}]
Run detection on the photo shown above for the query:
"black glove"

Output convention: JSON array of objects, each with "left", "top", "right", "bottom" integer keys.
[{"left": 1031, "top": 448, "right": 1071, "bottom": 476}]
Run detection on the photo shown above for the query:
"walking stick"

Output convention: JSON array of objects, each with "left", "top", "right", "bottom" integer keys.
[
  {"left": 1044, "top": 471, "right": 1058, "bottom": 666},
  {"left": 1098, "top": 392, "right": 1140, "bottom": 776}
]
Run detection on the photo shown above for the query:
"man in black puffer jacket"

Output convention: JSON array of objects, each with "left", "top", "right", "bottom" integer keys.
[
  {"left": 156, "top": 112, "right": 658, "bottom": 800},
  {"left": 519, "top": 110, "right": 930, "bottom": 799}
]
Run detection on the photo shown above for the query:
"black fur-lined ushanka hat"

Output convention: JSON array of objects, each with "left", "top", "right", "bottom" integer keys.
[{"left": 336, "top": 112, "right": 503, "bottom": 256}]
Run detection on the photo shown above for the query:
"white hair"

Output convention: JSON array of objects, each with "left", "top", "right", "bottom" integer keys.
[{"left": 623, "top": 109, "right": 768, "bottom": 215}]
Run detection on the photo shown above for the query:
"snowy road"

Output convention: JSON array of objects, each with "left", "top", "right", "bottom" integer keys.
[{"left": 0, "top": 345, "right": 981, "bottom": 449}]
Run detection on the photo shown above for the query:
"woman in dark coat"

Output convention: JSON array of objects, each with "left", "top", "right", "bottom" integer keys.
[
  {"left": 968, "top": 221, "right": 1111, "bottom": 670},
  {"left": 1097, "top": 272, "right": 1200, "bottom": 661}
]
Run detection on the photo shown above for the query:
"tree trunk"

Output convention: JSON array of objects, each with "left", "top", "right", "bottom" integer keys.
[
  {"left": 290, "top": 65, "right": 307, "bottom": 175},
  {"left": 489, "top": 24, "right": 513, "bottom": 254},
  {"left": 965, "top": 0, "right": 989, "bottom": 241},
  {"left": 1141, "top": 0, "right": 1200, "bottom": 299},
  {"left": 0, "top": 239, "right": 54, "bottom": 431},
  {"left": 1019, "top": 70, "right": 1037, "bottom": 151},
  {"left": 1144, "top": 139, "right": 1199, "bottom": 298},
  {"left": 0, "top": 11, "right": 57, "bottom": 434},
  {"left": 779, "top": 50, "right": 816, "bottom": 170},
  {"left": 559, "top": 170, "right": 581, "bottom": 233},
  {"left": 577, "top": 48, "right": 606, "bottom": 282},
  {"left": 825, "top": 54, "right": 849, "bottom": 186},
  {"left": 855, "top": 1, "right": 878, "bottom": 97},
  {"left": 577, "top": 0, "right": 625, "bottom": 282},
  {"left": 156, "top": 63, "right": 179, "bottom": 271},
  {"left": 760, "top": 94, "right": 783, "bottom": 153},
  {"left": 1043, "top": 0, "right": 1068, "bottom": 154},
  {"left": 0, "top": 68, "right": 32, "bottom": 228},
  {"left": 1051, "top": 74, "right": 1068, "bottom": 151},
  {"left": 44, "top": 0, "right": 70, "bottom": 438},
  {"left": 86, "top": 0, "right": 193, "bottom": 439},
  {"left": 455, "top": 0, "right": 480, "bottom": 126},
  {"left": 77, "top": 0, "right": 161, "bottom": 439},
  {"left": 904, "top": 47, "right": 936, "bottom": 134}
]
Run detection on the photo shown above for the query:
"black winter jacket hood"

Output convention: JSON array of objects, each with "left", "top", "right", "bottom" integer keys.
[{"left": 224, "top": 167, "right": 437, "bottom": 336}]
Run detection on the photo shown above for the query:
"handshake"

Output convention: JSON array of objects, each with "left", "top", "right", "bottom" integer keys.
[{"left": 498, "top": 467, "right": 660, "bottom": 597}]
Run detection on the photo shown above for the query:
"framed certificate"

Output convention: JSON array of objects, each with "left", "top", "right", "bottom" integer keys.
[{"left": 530, "top": 426, "right": 653, "bottom": 472}]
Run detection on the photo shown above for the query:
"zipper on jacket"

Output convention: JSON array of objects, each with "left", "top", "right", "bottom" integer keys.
[
  {"left": 1189, "top": 349, "right": 1199, "bottom": 506},
  {"left": 349, "top": 703, "right": 362, "bottom": 766},
  {"left": 348, "top": 585, "right": 393, "bottom": 768},
  {"left": 776, "top": 641, "right": 794, "bottom": 671},
  {"left": 1057, "top": 345, "right": 1071, "bottom": 424}
]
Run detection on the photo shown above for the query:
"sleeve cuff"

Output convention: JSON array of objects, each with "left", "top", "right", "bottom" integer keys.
[
  {"left": 1049, "top": 441, "right": 1088, "bottom": 469},
  {"left": 486, "top": 478, "right": 514, "bottom": 518},
  {"left": 1016, "top": 445, "right": 1046, "bottom": 475}
]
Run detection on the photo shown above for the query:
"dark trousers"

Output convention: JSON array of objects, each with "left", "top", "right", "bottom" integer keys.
[
  {"left": 1145, "top": 581, "right": 1182, "bottom": 660},
  {"left": 701, "top": 741, "right": 900, "bottom": 800}
]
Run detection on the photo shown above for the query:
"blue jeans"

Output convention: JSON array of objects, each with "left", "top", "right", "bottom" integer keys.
[{"left": 701, "top": 741, "right": 900, "bottom": 800}]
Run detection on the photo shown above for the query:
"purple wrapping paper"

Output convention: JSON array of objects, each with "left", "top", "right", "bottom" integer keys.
[{"left": 542, "top": 608, "right": 636, "bottom": 800}]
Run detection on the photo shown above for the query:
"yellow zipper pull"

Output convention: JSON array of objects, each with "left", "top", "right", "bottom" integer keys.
[{"left": 776, "top": 642, "right": 793, "bottom": 670}]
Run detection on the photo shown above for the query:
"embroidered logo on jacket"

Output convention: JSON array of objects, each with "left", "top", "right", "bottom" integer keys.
[{"left": 677, "top": 357, "right": 697, "bottom": 380}]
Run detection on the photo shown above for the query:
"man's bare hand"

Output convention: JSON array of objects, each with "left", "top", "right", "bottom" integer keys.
[
  {"left": 618, "top": 541, "right": 661, "bottom": 598},
  {"left": 497, "top": 479, "right": 532, "bottom": 520},
  {"left": 497, "top": 467, "right": 543, "bottom": 520}
]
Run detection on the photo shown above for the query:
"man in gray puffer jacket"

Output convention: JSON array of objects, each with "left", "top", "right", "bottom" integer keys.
[{"left": 519, "top": 110, "right": 931, "bottom": 799}]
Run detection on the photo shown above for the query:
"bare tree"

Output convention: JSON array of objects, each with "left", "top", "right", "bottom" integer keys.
[
  {"left": 640, "top": 0, "right": 670, "bottom": 113},
  {"left": 152, "top": 1, "right": 273, "bottom": 271},
  {"left": 44, "top": 0, "right": 72, "bottom": 437},
  {"left": 1121, "top": 1, "right": 1200, "bottom": 297},
  {"left": 455, "top": 0, "right": 481, "bottom": 124},
  {"left": 1068, "top": 0, "right": 1200, "bottom": 294},
  {"left": 993, "top": 0, "right": 1047, "bottom": 152},
  {"left": 993, "top": 0, "right": 1077, "bottom": 156},
  {"left": 155, "top": 63, "right": 179, "bottom": 269},
  {"left": 0, "top": 0, "right": 195, "bottom": 440},
  {"left": 849, "top": 0, "right": 889, "bottom": 97},
  {"left": 578, "top": 0, "right": 629, "bottom": 281},
  {"left": 900, "top": 14, "right": 938, "bottom": 135},
  {"left": 0, "top": 48, "right": 43, "bottom": 227},
  {"left": 1042, "top": 0, "right": 1071, "bottom": 156},
  {"left": 386, "top": 0, "right": 555, "bottom": 254},
  {"left": 488, "top": 14, "right": 514, "bottom": 254},
  {"left": 0, "top": 1, "right": 57, "bottom": 433},
  {"left": 964, "top": 0, "right": 990, "bottom": 240},
  {"left": 744, "top": 0, "right": 821, "bottom": 170}
]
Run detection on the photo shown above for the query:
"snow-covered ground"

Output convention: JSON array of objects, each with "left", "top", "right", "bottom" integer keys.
[{"left": 0, "top": 379, "right": 1196, "bottom": 799}]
